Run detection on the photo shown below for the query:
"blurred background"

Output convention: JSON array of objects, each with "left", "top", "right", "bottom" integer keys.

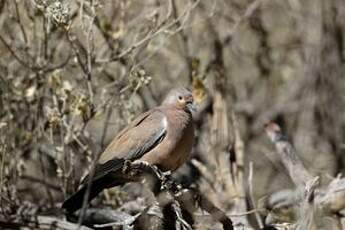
[{"left": 1, "top": 0, "right": 345, "bottom": 229}]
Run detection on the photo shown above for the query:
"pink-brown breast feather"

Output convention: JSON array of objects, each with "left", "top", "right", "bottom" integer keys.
[{"left": 138, "top": 106, "right": 194, "bottom": 171}]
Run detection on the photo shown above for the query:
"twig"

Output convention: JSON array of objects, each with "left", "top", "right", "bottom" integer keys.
[
  {"left": 99, "top": 95, "right": 118, "bottom": 149},
  {"left": 13, "top": 0, "right": 28, "bottom": 45},
  {"left": 171, "top": 0, "right": 192, "bottom": 83},
  {"left": 190, "top": 159, "right": 217, "bottom": 189},
  {"left": 228, "top": 208, "right": 266, "bottom": 217},
  {"left": 95, "top": 0, "right": 201, "bottom": 64},
  {"left": 232, "top": 111, "right": 245, "bottom": 196},
  {"left": 77, "top": 151, "right": 98, "bottom": 226},
  {"left": 224, "top": 0, "right": 263, "bottom": 44},
  {"left": 0, "top": 35, "right": 38, "bottom": 71},
  {"left": 171, "top": 202, "right": 193, "bottom": 230},
  {"left": 248, "top": 162, "right": 264, "bottom": 228},
  {"left": 84, "top": 7, "right": 95, "bottom": 105},
  {"left": 196, "top": 191, "right": 234, "bottom": 230},
  {"left": 0, "top": 215, "right": 92, "bottom": 230},
  {"left": 20, "top": 175, "right": 60, "bottom": 192}
]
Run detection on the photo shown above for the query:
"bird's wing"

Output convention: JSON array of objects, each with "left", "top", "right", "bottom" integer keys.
[
  {"left": 81, "top": 109, "right": 167, "bottom": 184},
  {"left": 80, "top": 158, "right": 126, "bottom": 185}
]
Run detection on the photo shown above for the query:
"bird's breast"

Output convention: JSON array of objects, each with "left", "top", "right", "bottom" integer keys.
[
  {"left": 138, "top": 109, "right": 194, "bottom": 172},
  {"left": 159, "top": 110, "right": 194, "bottom": 171},
  {"left": 170, "top": 120, "right": 194, "bottom": 171}
]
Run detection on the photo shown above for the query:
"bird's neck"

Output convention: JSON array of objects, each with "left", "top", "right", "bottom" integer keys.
[{"left": 165, "top": 105, "right": 192, "bottom": 127}]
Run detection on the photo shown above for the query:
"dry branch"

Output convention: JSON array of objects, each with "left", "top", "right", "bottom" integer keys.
[
  {"left": 64, "top": 161, "right": 233, "bottom": 230},
  {"left": 0, "top": 215, "right": 92, "bottom": 230},
  {"left": 264, "top": 122, "right": 313, "bottom": 188},
  {"left": 128, "top": 161, "right": 234, "bottom": 230},
  {"left": 265, "top": 122, "right": 345, "bottom": 228},
  {"left": 318, "top": 176, "right": 345, "bottom": 214}
]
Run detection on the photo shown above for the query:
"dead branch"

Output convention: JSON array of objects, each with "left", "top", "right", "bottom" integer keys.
[
  {"left": 265, "top": 121, "right": 345, "bottom": 228},
  {"left": 0, "top": 215, "right": 92, "bottom": 230},
  {"left": 317, "top": 176, "right": 345, "bottom": 214},
  {"left": 264, "top": 122, "right": 313, "bottom": 188},
  {"left": 67, "top": 208, "right": 135, "bottom": 229},
  {"left": 127, "top": 161, "right": 234, "bottom": 229},
  {"left": 63, "top": 161, "right": 233, "bottom": 229}
]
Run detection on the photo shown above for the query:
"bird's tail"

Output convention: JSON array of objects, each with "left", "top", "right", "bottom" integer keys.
[
  {"left": 62, "top": 176, "right": 126, "bottom": 213},
  {"left": 62, "top": 180, "right": 104, "bottom": 214}
]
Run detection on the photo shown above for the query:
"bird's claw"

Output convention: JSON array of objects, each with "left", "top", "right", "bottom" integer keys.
[
  {"left": 162, "top": 170, "right": 172, "bottom": 177},
  {"left": 122, "top": 160, "right": 132, "bottom": 173}
]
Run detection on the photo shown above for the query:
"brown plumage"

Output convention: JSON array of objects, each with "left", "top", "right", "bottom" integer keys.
[{"left": 62, "top": 87, "right": 195, "bottom": 213}]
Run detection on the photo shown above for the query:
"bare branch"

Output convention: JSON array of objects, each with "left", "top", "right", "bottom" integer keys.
[
  {"left": 0, "top": 215, "right": 92, "bottom": 230},
  {"left": 96, "top": 0, "right": 201, "bottom": 64},
  {"left": 264, "top": 122, "right": 313, "bottom": 187}
]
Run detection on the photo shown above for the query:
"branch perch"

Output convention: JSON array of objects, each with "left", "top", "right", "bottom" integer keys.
[{"left": 64, "top": 161, "right": 233, "bottom": 229}]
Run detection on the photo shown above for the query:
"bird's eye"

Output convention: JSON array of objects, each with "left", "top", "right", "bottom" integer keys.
[{"left": 178, "top": 96, "right": 183, "bottom": 101}]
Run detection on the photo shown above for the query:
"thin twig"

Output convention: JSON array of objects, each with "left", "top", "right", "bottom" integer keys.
[
  {"left": 224, "top": 0, "right": 263, "bottom": 44},
  {"left": 0, "top": 35, "right": 37, "bottom": 71},
  {"left": 13, "top": 0, "right": 28, "bottom": 44},
  {"left": 248, "top": 162, "right": 264, "bottom": 228},
  {"left": 96, "top": 0, "right": 201, "bottom": 64}
]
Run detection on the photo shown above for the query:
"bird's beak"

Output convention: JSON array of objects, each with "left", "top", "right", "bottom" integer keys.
[{"left": 186, "top": 101, "right": 196, "bottom": 112}]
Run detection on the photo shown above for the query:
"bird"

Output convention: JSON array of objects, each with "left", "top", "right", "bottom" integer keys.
[
  {"left": 264, "top": 122, "right": 287, "bottom": 142},
  {"left": 62, "top": 87, "right": 195, "bottom": 213}
]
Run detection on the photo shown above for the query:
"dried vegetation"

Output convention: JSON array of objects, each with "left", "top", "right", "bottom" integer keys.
[{"left": 1, "top": 0, "right": 345, "bottom": 229}]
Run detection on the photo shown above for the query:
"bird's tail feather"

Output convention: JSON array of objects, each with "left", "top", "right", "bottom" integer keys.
[
  {"left": 62, "top": 180, "right": 104, "bottom": 213},
  {"left": 62, "top": 159, "right": 126, "bottom": 213},
  {"left": 62, "top": 176, "right": 125, "bottom": 213}
]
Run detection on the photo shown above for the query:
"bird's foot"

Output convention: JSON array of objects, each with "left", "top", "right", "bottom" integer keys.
[
  {"left": 130, "top": 160, "right": 157, "bottom": 176},
  {"left": 150, "top": 165, "right": 165, "bottom": 180},
  {"left": 122, "top": 160, "right": 132, "bottom": 173},
  {"left": 162, "top": 170, "right": 172, "bottom": 177},
  {"left": 136, "top": 160, "right": 151, "bottom": 169},
  {"left": 159, "top": 170, "right": 172, "bottom": 182}
]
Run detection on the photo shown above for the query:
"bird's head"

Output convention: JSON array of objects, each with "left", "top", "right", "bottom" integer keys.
[
  {"left": 264, "top": 122, "right": 284, "bottom": 142},
  {"left": 162, "top": 87, "right": 195, "bottom": 113}
]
